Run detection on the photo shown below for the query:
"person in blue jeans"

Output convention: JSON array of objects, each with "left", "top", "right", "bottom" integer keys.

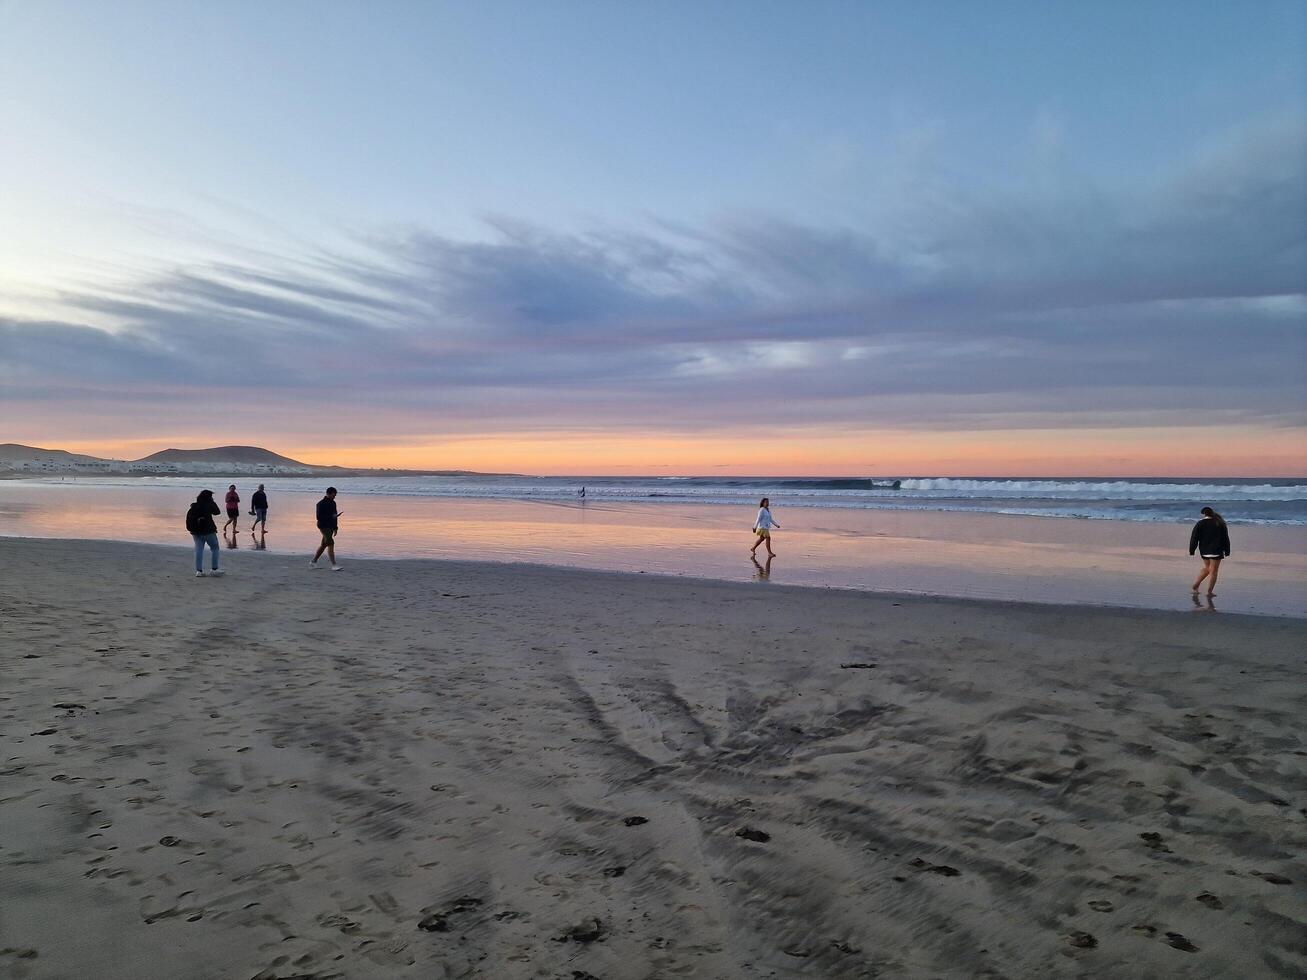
[{"left": 186, "top": 490, "right": 224, "bottom": 578}]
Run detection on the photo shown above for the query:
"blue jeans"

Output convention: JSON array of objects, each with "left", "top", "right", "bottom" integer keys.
[{"left": 192, "top": 533, "right": 220, "bottom": 571}]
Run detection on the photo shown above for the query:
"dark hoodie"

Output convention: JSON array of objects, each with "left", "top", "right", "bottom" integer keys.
[
  {"left": 186, "top": 493, "right": 220, "bottom": 536},
  {"left": 1189, "top": 517, "right": 1231, "bottom": 558}
]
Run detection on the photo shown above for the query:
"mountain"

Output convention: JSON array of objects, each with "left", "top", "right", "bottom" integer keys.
[
  {"left": 0, "top": 443, "right": 106, "bottom": 464},
  {"left": 1, "top": 443, "right": 496, "bottom": 477},
  {"left": 138, "top": 446, "right": 321, "bottom": 468}
]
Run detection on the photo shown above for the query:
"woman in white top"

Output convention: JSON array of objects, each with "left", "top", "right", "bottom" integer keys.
[{"left": 751, "top": 497, "right": 780, "bottom": 558}]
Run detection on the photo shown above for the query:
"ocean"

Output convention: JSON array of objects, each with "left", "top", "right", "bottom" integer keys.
[{"left": 21, "top": 474, "right": 1306, "bottom": 525}]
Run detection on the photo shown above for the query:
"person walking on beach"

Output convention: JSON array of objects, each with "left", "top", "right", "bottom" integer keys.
[
  {"left": 223, "top": 484, "right": 241, "bottom": 534},
  {"left": 751, "top": 497, "right": 780, "bottom": 558},
  {"left": 310, "top": 486, "right": 343, "bottom": 570},
  {"left": 186, "top": 490, "right": 224, "bottom": 578},
  {"left": 251, "top": 484, "right": 269, "bottom": 534},
  {"left": 1189, "top": 506, "right": 1231, "bottom": 596}
]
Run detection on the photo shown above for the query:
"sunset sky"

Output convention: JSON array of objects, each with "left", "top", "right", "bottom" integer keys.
[{"left": 2, "top": 1, "right": 1304, "bottom": 476}]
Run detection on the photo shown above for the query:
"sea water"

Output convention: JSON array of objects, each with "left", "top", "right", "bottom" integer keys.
[{"left": 15, "top": 474, "right": 1305, "bottom": 524}]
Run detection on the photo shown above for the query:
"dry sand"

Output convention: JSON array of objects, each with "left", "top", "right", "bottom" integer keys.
[{"left": 1, "top": 536, "right": 1304, "bottom": 979}]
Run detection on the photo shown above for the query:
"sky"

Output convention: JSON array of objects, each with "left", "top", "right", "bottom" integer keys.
[{"left": 1, "top": 0, "right": 1304, "bottom": 476}]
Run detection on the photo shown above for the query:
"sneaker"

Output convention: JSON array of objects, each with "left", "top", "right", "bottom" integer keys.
[
  {"left": 331, "top": 564, "right": 343, "bottom": 571},
  {"left": 195, "top": 570, "right": 205, "bottom": 578},
  {"left": 309, "top": 561, "right": 319, "bottom": 569},
  {"left": 210, "top": 569, "right": 225, "bottom": 577}
]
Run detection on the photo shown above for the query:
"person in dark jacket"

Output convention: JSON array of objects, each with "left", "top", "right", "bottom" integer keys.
[
  {"left": 310, "top": 487, "right": 343, "bottom": 570},
  {"left": 251, "top": 484, "right": 269, "bottom": 534},
  {"left": 186, "top": 490, "right": 224, "bottom": 578},
  {"left": 1189, "top": 506, "right": 1230, "bottom": 596}
]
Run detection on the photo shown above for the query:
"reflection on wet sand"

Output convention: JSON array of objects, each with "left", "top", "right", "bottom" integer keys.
[{"left": 1, "top": 482, "right": 1305, "bottom": 616}]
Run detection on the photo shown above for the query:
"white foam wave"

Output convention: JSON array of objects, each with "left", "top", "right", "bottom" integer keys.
[{"left": 896, "top": 479, "right": 1306, "bottom": 500}]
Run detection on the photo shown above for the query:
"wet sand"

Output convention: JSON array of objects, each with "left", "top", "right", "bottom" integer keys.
[
  {"left": 1, "top": 537, "right": 1305, "bottom": 979},
  {"left": 2, "top": 482, "right": 1305, "bottom": 616}
]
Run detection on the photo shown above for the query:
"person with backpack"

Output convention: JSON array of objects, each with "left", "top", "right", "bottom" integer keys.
[
  {"left": 186, "top": 490, "right": 224, "bottom": 578},
  {"left": 1189, "top": 506, "right": 1231, "bottom": 596}
]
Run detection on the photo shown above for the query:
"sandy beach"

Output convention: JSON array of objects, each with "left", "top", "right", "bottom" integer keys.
[{"left": 1, "top": 536, "right": 1304, "bottom": 979}]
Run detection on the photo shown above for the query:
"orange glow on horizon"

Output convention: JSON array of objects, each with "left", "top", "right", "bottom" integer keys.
[{"left": 45, "top": 425, "right": 1307, "bottom": 478}]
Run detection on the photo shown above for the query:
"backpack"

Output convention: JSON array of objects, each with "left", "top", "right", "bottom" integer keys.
[{"left": 185, "top": 504, "right": 200, "bottom": 534}]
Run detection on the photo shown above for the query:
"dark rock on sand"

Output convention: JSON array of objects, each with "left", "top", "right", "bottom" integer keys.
[
  {"left": 839, "top": 662, "right": 878, "bottom": 669},
  {"left": 417, "top": 896, "right": 483, "bottom": 932},
  {"left": 909, "top": 857, "right": 960, "bottom": 876},
  {"left": 1252, "top": 871, "right": 1292, "bottom": 885},
  {"left": 158, "top": 836, "right": 181, "bottom": 847},
  {"left": 602, "top": 866, "right": 626, "bottom": 877},
  {"left": 558, "top": 918, "right": 606, "bottom": 943},
  {"left": 1166, "top": 932, "right": 1199, "bottom": 952},
  {"left": 622, "top": 816, "right": 648, "bottom": 827},
  {"left": 736, "top": 827, "right": 770, "bottom": 843}
]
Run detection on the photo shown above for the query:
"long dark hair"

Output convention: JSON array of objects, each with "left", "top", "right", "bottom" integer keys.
[
  {"left": 759, "top": 497, "right": 770, "bottom": 508},
  {"left": 1200, "top": 506, "right": 1226, "bottom": 528},
  {"left": 196, "top": 490, "right": 214, "bottom": 503}
]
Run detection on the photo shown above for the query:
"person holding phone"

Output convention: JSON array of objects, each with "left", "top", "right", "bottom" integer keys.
[{"left": 310, "top": 486, "right": 343, "bottom": 570}]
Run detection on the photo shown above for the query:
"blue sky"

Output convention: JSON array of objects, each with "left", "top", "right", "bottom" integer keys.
[{"left": 1, "top": 1, "right": 1304, "bottom": 472}]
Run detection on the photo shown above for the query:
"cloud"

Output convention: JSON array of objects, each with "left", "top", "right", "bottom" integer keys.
[{"left": 2, "top": 118, "right": 1304, "bottom": 441}]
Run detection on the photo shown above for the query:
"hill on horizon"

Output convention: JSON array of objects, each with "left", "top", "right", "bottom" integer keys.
[
  {"left": 138, "top": 446, "right": 319, "bottom": 467},
  {"left": 0, "top": 443, "right": 105, "bottom": 463}
]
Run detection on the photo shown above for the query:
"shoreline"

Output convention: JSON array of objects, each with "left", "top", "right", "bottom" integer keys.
[
  {"left": 3, "top": 531, "right": 1303, "bottom": 623},
  {"left": 2, "top": 536, "right": 1304, "bottom": 979},
  {"left": 3, "top": 484, "right": 1305, "bottom": 617}
]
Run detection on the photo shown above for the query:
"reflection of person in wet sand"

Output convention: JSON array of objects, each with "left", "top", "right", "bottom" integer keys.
[
  {"left": 224, "top": 528, "right": 239, "bottom": 549},
  {"left": 1189, "top": 506, "right": 1231, "bottom": 596},
  {"left": 750, "top": 497, "right": 779, "bottom": 558},
  {"left": 251, "top": 528, "right": 267, "bottom": 551},
  {"left": 751, "top": 554, "right": 773, "bottom": 581}
]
